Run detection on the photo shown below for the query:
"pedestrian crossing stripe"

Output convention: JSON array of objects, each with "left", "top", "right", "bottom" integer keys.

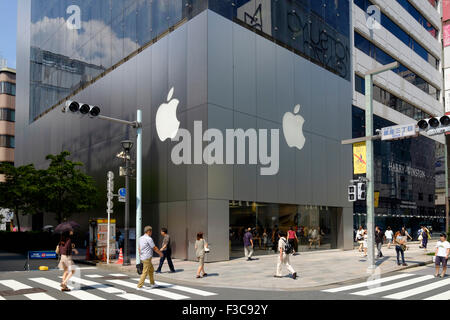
[
  {"left": 351, "top": 275, "right": 434, "bottom": 296},
  {"left": 105, "top": 279, "right": 189, "bottom": 300},
  {"left": 29, "top": 277, "right": 106, "bottom": 300},
  {"left": 322, "top": 273, "right": 414, "bottom": 293},
  {"left": 0, "top": 280, "right": 56, "bottom": 300},
  {"left": 384, "top": 278, "right": 450, "bottom": 300},
  {"left": 0, "top": 273, "right": 217, "bottom": 301},
  {"left": 132, "top": 278, "right": 218, "bottom": 297},
  {"left": 424, "top": 290, "right": 450, "bottom": 300},
  {"left": 322, "top": 274, "right": 450, "bottom": 300},
  {"left": 59, "top": 276, "right": 126, "bottom": 295}
]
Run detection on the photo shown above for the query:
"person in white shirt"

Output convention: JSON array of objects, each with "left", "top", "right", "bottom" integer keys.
[
  {"left": 362, "top": 230, "right": 368, "bottom": 257},
  {"left": 274, "top": 231, "right": 297, "bottom": 280},
  {"left": 434, "top": 233, "right": 450, "bottom": 278},
  {"left": 385, "top": 227, "right": 394, "bottom": 249},
  {"left": 355, "top": 226, "right": 364, "bottom": 252},
  {"left": 137, "top": 226, "right": 163, "bottom": 289}
]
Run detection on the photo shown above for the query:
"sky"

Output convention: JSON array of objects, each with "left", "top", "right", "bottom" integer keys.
[{"left": 0, "top": 0, "right": 17, "bottom": 69}]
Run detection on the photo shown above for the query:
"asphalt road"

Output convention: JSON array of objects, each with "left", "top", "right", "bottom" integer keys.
[{"left": 0, "top": 251, "right": 447, "bottom": 301}]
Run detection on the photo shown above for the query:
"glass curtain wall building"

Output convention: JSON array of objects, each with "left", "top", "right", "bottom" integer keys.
[
  {"left": 17, "top": 0, "right": 354, "bottom": 261},
  {"left": 352, "top": 0, "right": 445, "bottom": 237}
]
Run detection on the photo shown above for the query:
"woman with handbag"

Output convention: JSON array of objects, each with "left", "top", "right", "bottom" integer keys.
[
  {"left": 394, "top": 230, "right": 408, "bottom": 266},
  {"left": 195, "top": 232, "right": 209, "bottom": 279},
  {"left": 57, "top": 231, "right": 79, "bottom": 291}
]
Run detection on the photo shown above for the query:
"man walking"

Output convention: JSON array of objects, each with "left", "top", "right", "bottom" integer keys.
[
  {"left": 274, "top": 231, "right": 297, "bottom": 279},
  {"left": 375, "top": 226, "right": 384, "bottom": 258},
  {"left": 243, "top": 227, "right": 254, "bottom": 261},
  {"left": 137, "top": 226, "right": 163, "bottom": 290},
  {"left": 156, "top": 228, "right": 176, "bottom": 273}
]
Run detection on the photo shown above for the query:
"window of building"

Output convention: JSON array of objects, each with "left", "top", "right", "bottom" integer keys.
[
  {"left": 395, "top": 0, "right": 438, "bottom": 37},
  {"left": 0, "top": 135, "right": 14, "bottom": 148},
  {"left": 354, "top": 0, "right": 440, "bottom": 69},
  {"left": 0, "top": 82, "right": 16, "bottom": 96},
  {"left": 355, "top": 74, "right": 432, "bottom": 120},
  {"left": 0, "top": 109, "right": 15, "bottom": 122},
  {"left": 354, "top": 32, "right": 440, "bottom": 100}
]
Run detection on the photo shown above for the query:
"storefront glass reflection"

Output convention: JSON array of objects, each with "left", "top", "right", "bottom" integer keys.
[{"left": 229, "top": 201, "right": 339, "bottom": 258}]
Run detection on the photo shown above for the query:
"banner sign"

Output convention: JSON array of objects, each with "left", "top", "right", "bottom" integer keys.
[
  {"left": 353, "top": 142, "right": 367, "bottom": 174},
  {"left": 28, "top": 251, "right": 58, "bottom": 259}
]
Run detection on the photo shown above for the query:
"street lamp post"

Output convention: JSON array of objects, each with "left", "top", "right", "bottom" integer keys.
[
  {"left": 365, "top": 61, "right": 399, "bottom": 272},
  {"left": 121, "top": 140, "right": 133, "bottom": 266}
]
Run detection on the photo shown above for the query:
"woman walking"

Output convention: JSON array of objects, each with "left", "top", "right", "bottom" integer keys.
[
  {"left": 421, "top": 226, "right": 430, "bottom": 250},
  {"left": 394, "top": 230, "right": 408, "bottom": 266},
  {"left": 356, "top": 226, "right": 364, "bottom": 252},
  {"left": 58, "top": 231, "right": 78, "bottom": 291},
  {"left": 362, "top": 230, "right": 368, "bottom": 257},
  {"left": 195, "top": 232, "right": 209, "bottom": 278},
  {"left": 287, "top": 226, "right": 297, "bottom": 255}
]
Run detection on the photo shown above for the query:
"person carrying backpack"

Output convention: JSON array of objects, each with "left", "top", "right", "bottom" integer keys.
[{"left": 274, "top": 231, "right": 297, "bottom": 280}]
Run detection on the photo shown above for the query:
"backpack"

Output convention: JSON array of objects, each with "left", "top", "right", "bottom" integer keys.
[{"left": 283, "top": 239, "right": 294, "bottom": 254}]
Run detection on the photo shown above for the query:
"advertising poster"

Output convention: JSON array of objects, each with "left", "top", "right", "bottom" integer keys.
[{"left": 353, "top": 142, "right": 367, "bottom": 174}]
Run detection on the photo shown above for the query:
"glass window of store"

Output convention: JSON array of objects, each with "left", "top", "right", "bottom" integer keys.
[{"left": 229, "top": 201, "right": 339, "bottom": 259}]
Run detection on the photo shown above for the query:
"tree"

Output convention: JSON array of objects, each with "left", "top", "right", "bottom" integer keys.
[
  {"left": 41, "top": 151, "right": 99, "bottom": 224},
  {"left": 0, "top": 163, "right": 38, "bottom": 231}
]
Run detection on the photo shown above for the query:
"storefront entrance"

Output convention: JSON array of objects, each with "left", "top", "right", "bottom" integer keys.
[{"left": 229, "top": 201, "right": 340, "bottom": 259}]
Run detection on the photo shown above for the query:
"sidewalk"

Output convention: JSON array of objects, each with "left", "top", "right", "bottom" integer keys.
[{"left": 96, "top": 241, "right": 437, "bottom": 291}]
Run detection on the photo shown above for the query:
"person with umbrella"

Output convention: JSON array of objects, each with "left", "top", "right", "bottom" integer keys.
[{"left": 55, "top": 222, "right": 79, "bottom": 292}]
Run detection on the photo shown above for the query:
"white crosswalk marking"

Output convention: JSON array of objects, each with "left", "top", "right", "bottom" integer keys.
[
  {"left": 322, "top": 274, "right": 414, "bottom": 293},
  {"left": 132, "top": 278, "right": 217, "bottom": 297},
  {"left": 117, "top": 293, "right": 152, "bottom": 300},
  {"left": 424, "top": 290, "right": 450, "bottom": 300},
  {"left": 24, "top": 293, "right": 56, "bottom": 300},
  {"left": 351, "top": 275, "right": 434, "bottom": 296},
  {"left": 62, "top": 276, "right": 126, "bottom": 295},
  {"left": 0, "top": 296, "right": 5, "bottom": 300},
  {"left": 106, "top": 279, "right": 189, "bottom": 300},
  {"left": 0, "top": 280, "right": 31, "bottom": 291},
  {"left": 384, "top": 278, "right": 450, "bottom": 300},
  {"left": 30, "top": 277, "right": 105, "bottom": 300},
  {"left": 85, "top": 275, "right": 103, "bottom": 278},
  {"left": 0, "top": 279, "right": 55, "bottom": 300}
]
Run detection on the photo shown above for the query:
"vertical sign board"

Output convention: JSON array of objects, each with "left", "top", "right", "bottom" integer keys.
[
  {"left": 96, "top": 219, "right": 116, "bottom": 256},
  {"left": 374, "top": 192, "right": 380, "bottom": 208},
  {"left": 353, "top": 142, "right": 367, "bottom": 174}
]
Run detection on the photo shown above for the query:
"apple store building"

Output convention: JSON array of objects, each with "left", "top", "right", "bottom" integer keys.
[{"left": 16, "top": 0, "right": 355, "bottom": 261}]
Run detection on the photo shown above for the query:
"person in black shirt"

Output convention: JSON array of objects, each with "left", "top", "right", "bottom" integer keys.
[{"left": 375, "top": 226, "right": 384, "bottom": 258}]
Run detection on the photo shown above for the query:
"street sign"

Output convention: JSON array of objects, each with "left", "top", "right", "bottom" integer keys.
[
  {"left": 381, "top": 123, "right": 418, "bottom": 141},
  {"left": 118, "top": 188, "right": 126, "bottom": 202}
]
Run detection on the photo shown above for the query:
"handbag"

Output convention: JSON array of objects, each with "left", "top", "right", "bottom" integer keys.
[
  {"left": 55, "top": 245, "right": 60, "bottom": 255},
  {"left": 136, "top": 263, "right": 143, "bottom": 275},
  {"left": 418, "top": 234, "right": 423, "bottom": 241},
  {"left": 204, "top": 246, "right": 210, "bottom": 253}
]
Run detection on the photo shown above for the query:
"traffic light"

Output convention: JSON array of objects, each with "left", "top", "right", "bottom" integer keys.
[
  {"left": 348, "top": 185, "right": 356, "bottom": 202},
  {"left": 64, "top": 100, "right": 101, "bottom": 117},
  {"left": 417, "top": 116, "right": 450, "bottom": 136},
  {"left": 107, "top": 172, "right": 114, "bottom": 214},
  {"left": 357, "top": 183, "right": 366, "bottom": 201}
]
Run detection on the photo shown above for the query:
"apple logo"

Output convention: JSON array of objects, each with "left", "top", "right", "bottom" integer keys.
[
  {"left": 156, "top": 87, "right": 180, "bottom": 142},
  {"left": 282, "top": 104, "right": 306, "bottom": 150}
]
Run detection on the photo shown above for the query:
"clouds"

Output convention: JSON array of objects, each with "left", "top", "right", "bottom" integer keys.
[{"left": 31, "top": 16, "right": 137, "bottom": 67}]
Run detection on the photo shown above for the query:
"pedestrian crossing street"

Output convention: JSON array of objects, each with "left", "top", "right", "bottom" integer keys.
[
  {"left": 0, "top": 272, "right": 217, "bottom": 301},
  {"left": 322, "top": 273, "right": 450, "bottom": 300}
]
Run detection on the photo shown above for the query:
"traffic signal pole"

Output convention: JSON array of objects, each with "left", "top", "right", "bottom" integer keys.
[
  {"left": 365, "top": 62, "right": 399, "bottom": 272},
  {"left": 63, "top": 103, "right": 142, "bottom": 267}
]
